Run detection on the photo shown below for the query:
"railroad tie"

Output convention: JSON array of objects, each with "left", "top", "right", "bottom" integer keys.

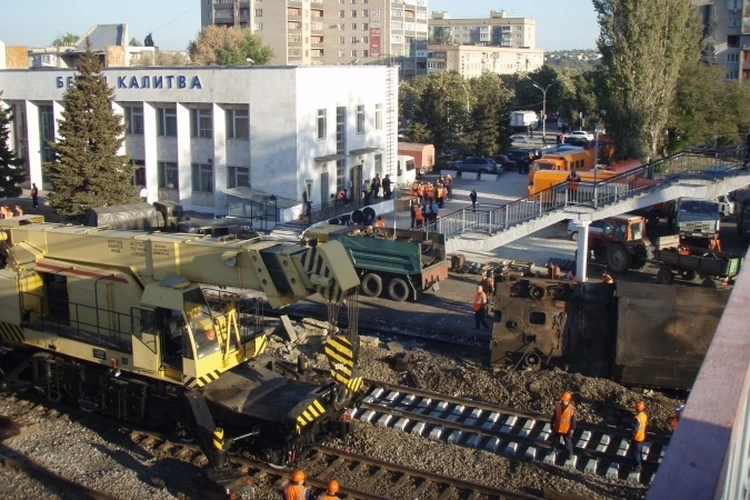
[
  {"left": 437, "top": 485, "right": 456, "bottom": 500},
  {"left": 481, "top": 411, "right": 501, "bottom": 430}
]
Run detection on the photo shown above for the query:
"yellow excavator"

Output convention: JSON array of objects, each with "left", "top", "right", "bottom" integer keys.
[{"left": 0, "top": 218, "right": 364, "bottom": 472}]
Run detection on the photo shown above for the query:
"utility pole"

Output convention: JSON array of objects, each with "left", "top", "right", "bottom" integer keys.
[
  {"left": 593, "top": 109, "right": 606, "bottom": 208},
  {"left": 527, "top": 76, "right": 556, "bottom": 147}
]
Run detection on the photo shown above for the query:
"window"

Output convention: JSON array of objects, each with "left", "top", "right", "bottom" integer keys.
[
  {"left": 123, "top": 106, "right": 144, "bottom": 135},
  {"left": 362, "top": 9, "right": 369, "bottom": 17},
  {"left": 191, "top": 108, "right": 213, "bottom": 138},
  {"left": 351, "top": 10, "right": 357, "bottom": 17},
  {"left": 339, "top": 10, "right": 345, "bottom": 18},
  {"left": 339, "top": 36, "right": 345, "bottom": 44},
  {"left": 39, "top": 105, "right": 55, "bottom": 163},
  {"left": 363, "top": 49, "right": 369, "bottom": 57},
  {"left": 191, "top": 163, "right": 213, "bottom": 193},
  {"left": 336, "top": 106, "right": 346, "bottom": 190},
  {"left": 728, "top": 70, "right": 739, "bottom": 79},
  {"left": 227, "top": 166, "right": 250, "bottom": 189},
  {"left": 351, "top": 23, "right": 357, "bottom": 30},
  {"left": 317, "top": 109, "right": 327, "bottom": 140},
  {"left": 352, "top": 37, "right": 359, "bottom": 43},
  {"left": 356, "top": 105, "right": 365, "bottom": 134},
  {"left": 363, "top": 36, "right": 369, "bottom": 43},
  {"left": 157, "top": 161, "right": 179, "bottom": 189},
  {"left": 157, "top": 107, "right": 177, "bottom": 137},
  {"left": 131, "top": 159, "right": 145, "bottom": 186},
  {"left": 255, "top": 9, "right": 262, "bottom": 16},
  {"left": 728, "top": 35, "right": 740, "bottom": 48},
  {"left": 226, "top": 108, "right": 249, "bottom": 139},
  {"left": 351, "top": 49, "right": 358, "bottom": 57},
  {"left": 363, "top": 23, "right": 369, "bottom": 30},
  {"left": 375, "top": 103, "right": 382, "bottom": 130},
  {"left": 254, "top": 22, "right": 263, "bottom": 30},
  {"left": 374, "top": 154, "right": 382, "bottom": 176},
  {"left": 727, "top": 52, "right": 740, "bottom": 62}
]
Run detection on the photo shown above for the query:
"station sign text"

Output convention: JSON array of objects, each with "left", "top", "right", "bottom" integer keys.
[{"left": 56, "top": 74, "right": 203, "bottom": 90}]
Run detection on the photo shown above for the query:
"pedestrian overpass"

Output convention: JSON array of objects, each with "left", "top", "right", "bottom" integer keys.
[{"left": 423, "top": 147, "right": 750, "bottom": 277}]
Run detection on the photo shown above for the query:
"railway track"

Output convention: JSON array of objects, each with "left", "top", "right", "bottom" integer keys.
[
  {"left": 352, "top": 380, "right": 669, "bottom": 486},
  {"left": 0, "top": 393, "right": 538, "bottom": 500}
]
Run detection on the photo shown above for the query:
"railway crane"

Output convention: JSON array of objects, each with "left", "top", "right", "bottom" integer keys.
[{"left": 0, "top": 221, "right": 363, "bottom": 478}]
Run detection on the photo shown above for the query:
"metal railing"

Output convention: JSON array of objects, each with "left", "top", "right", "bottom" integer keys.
[{"left": 419, "top": 145, "right": 749, "bottom": 239}]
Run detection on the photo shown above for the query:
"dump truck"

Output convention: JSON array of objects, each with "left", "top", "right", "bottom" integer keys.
[
  {"left": 398, "top": 142, "right": 436, "bottom": 175},
  {"left": 510, "top": 110, "right": 539, "bottom": 130},
  {"left": 302, "top": 225, "right": 449, "bottom": 302}
]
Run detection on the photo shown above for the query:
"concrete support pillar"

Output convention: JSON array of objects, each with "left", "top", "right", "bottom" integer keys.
[
  {"left": 142, "top": 102, "right": 158, "bottom": 203},
  {"left": 110, "top": 102, "right": 126, "bottom": 156},
  {"left": 24, "top": 101, "right": 43, "bottom": 188},
  {"left": 176, "top": 103, "right": 192, "bottom": 210},
  {"left": 574, "top": 219, "right": 590, "bottom": 283},
  {"left": 212, "top": 103, "right": 227, "bottom": 215}
]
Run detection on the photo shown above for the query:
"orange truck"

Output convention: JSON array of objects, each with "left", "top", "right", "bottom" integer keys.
[
  {"left": 528, "top": 159, "right": 644, "bottom": 196},
  {"left": 528, "top": 150, "right": 596, "bottom": 182},
  {"left": 398, "top": 142, "right": 435, "bottom": 174}
]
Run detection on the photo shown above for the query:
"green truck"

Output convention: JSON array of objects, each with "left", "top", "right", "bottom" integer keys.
[{"left": 303, "top": 225, "right": 449, "bottom": 302}]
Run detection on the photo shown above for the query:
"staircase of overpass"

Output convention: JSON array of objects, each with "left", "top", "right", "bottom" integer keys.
[{"left": 422, "top": 146, "right": 750, "bottom": 254}]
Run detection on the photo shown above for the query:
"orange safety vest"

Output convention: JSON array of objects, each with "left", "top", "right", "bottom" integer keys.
[
  {"left": 376, "top": 219, "right": 385, "bottom": 228},
  {"left": 426, "top": 185, "right": 435, "bottom": 199},
  {"left": 670, "top": 415, "right": 679, "bottom": 433},
  {"left": 417, "top": 185, "right": 424, "bottom": 197},
  {"left": 473, "top": 291, "right": 486, "bottom": 312},
  {"left": 415, "top": 208, "right": 424, "bottom": 221},
  {"left": 633, "top": 411, "right": 648, "bottom": 442},
  {"left": 437, "top": 187, "right": 445, "bottom": 199},
  {"left": 284, "top": 483, "right": 310, "bottom": 500},
  {"left": 410, "top": 184, "right": 418, "bottom": 197},
  {"left": 554, "top": 402, "right": 575, "bottom": 434}
]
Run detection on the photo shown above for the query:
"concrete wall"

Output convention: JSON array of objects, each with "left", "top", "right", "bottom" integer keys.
[{"left": 4, "top": 45, "right": 29, "bottom": 69}]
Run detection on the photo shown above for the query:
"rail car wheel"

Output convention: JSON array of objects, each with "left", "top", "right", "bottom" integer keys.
[
  {"left": 656, "top": 268, "right": 674, "bottom": 285},
  {"left": 360, "top": 273, "right": 383, "bottom": 297},
  {"left": 605, "top": 243, "right": 631, "bottom": 274},
  {"left": 387, "top": 278, "right": 410, "bottom": 302},
  {"left": 702, "top": 277, "right": 717, "bottom": 288},
  {"left": 529, "top": 286, "right": 545, "bottom": 301},
  {"left": 680, "top": 270, "right": 697, "bottom": 281},
  {"left": 522, "top": 351, "right": 542, "bottom": 371}
]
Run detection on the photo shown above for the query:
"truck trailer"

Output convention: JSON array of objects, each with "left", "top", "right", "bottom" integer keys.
[{"left": 398, "top": 142, "right": 436, "bottom": 175}]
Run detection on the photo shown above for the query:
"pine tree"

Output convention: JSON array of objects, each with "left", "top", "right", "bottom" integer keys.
[
  {"left": 0, "top": 93, "right": 27, "bottom": 198},
  {"left": 144, "top": 33, "right": 154, "bottom": 47},
  {"left": 45, "top": 40, "right": 139, "bottom": 219}
]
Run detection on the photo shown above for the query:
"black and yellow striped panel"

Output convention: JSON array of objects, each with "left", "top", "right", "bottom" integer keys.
[
  {"left": 0, "top": 322, "right": 25, "bottom": 344},
  {"left": 298, "top": 247, "right": 344, "bottom": 304},
  {"left": 183, "top": 369, "right": 222, "bottom": 388},
  {"left": 253, "top": 334, "right": 268, "bottom": 357},
  {"left": 212, "top": 428, "right": 224, "bottom": 451},
  {"left": 295, "top": 398, "right": 326, "bottom": 434},
  {"left": 346, "top": 376, "right": 364, "bottom": 394},
  {"left": 324, "top": 335, "right": 354, "bottom": 385}
]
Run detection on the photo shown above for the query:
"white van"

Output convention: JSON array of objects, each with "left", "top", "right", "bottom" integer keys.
[{"left": 397, "top": 155, "right": 417, "bottom": 185}]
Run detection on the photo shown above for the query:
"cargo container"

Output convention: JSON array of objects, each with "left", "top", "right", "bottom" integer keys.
[{"left": 398, "top": 142, "right": 436, "bottom": 175}]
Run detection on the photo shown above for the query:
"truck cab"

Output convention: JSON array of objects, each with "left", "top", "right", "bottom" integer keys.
[{"left": 397, "top": 155, "right": 418, "bottom": 185}]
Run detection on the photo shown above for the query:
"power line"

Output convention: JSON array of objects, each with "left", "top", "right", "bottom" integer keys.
[{"left": 149, "top": 5, "right": 199, "bottom": 35}]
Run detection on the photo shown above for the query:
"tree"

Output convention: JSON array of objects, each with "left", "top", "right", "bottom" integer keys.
[
  {"left": 45, "top": 40, "right": 139, "bottom": 219},
  {"left": 52, "top": 33, "right": 79, "bottom": 47},
  {"left": 465, "top": 74, "right": 514, "bottom": 155},
  {"left": 188, "top": 26, "right": 274, "bottom": 66},
  {"left": 503, "top": 66, "right": 564, "bottom": 119},
  {"left": 557, "top": 70, "right": 600, "bottom": 130},
  {"left": 144, "top": 33, "right": 155, "bottom": 47},
  {"left": 129, "top": 37, "right": 142, "bottom": 47},
  {"left": 593, "top": 0, "right": 700, "bottom": 161},
  {"left": 0, "top": 92, "right": 27, "bottom": 198},
  {"left": 157, "top": 51, "right": 189, "bottom": 66}
]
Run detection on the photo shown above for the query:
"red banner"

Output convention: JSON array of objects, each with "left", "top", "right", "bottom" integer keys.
[{"left": 370, "top": 28, "right": 381, "bottom": 58}]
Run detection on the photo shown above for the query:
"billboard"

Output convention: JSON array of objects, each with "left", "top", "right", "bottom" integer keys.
[{"left": 370, "top": 28, "right": 382, "bottom": 58}]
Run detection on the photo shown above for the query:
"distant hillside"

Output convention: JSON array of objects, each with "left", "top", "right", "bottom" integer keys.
[{"left": 544, "top": 49, "right": 601, "bottom": 72}]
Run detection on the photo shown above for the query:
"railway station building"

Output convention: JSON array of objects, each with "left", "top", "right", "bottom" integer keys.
[{"left": 0, "top": 65, "right": 399, "bottom": 218}]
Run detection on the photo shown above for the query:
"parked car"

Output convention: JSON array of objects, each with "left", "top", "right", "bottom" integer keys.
[
  {"left": 568, "top": 130, "right": 595, "bottom": 141},
  {"left": 567, "top": 218, "right": 608, "bottom": 241},
  {"left": 510, "top": 134, "right": 531, "bottom": 144},
  {"left": 549, "top": 144, "right": 585, "bottom": 154},
  {"left": 490, "top": 154, "right": 517, "bottom": 173},
  {"left": 504, "top": 149, "right": 536, "bottom": 173},
  {"left": 718, "top": 195, "right": 736, "bottom": 218},
  {"left": 449, "top": 157, "right": 498, "bottom": 174},
  {"left": 563, "top": 136, "right": 590, "bottom": 148}
]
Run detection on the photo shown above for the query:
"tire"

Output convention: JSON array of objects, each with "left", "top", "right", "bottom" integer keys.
[
  {"left": 605, "top": 243, "right": 632, "bottom": 274},
  {"left": 570, "top": 231, "right": 578, "bottom": 242},
  {"left": 657, "top": 268, "right": 674, "bottom": 285},
  {"left": 387, "top": 277, "right": 410, "bottom": 302},
  {"left": 680, "top": 270, "right": 697, "bottom": 281},
  {"left": 360, "top": 273, "right": 383, "bottom": 297},
  {"left": 701, "top": 278, "right": 717, "bottom": 288}
]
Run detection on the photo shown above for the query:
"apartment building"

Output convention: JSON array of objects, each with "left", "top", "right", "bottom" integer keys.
[
  {"left": 427, "top": 44, "right": 544, "bottom": 78},
  {"left": 691, "top": 0, "right": 750, "bottom": 80},
  {"left": 200, "top": 0, "right": 429, "bottom": 77},
  {"left": 0, "top": 66, "right": 399, "bottom": 218},
  {"left": 429, "top": 10, "right": 536, "bottom": 49}
]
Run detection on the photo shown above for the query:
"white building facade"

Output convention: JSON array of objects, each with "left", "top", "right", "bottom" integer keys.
[{"left": 0, "top": 66, "right": 398, "bottom": 216}]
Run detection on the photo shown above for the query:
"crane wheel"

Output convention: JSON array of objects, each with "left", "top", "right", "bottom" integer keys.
[
  {"left": 360, "top": 273, "right": 383, "bottom": 297},
  {"left": 387, "top": 278, "right": 410, "bottom": 302},
  {"left": 657, "top": 268, "right": 673, "bottom": 285}
]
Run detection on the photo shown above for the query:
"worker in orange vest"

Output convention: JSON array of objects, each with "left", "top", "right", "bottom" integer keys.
[
  {"left": 375, "top": 216, "right": 386, "bottom": 228},
  {"left": 631, "top": 401, "right": 648, "bottom": 473},
  {"left": 566, "top": 168, "right": 581, "bottom": 204},
  {"left": 550, "top": 391, "right": 577, "bottom": 461},
  {"left": 414, "top": 201, "right": 424, "bottom": 228},
  {"left": 284, "top": 470, "right": 314, "bottom": 500},
  {"left": 473, "top": 285, "right": 489, "bottom": 330},
  {"left": 670, "top": 405, "right": 684, "bottom": 433},
  {"left": 317, "top": 480, "right": 340, "bottom": 499},
  {"left": 601, "top": 272, "right": 614, "bottom": 284}
]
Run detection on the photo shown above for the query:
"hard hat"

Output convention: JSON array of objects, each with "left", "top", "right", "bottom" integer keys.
[
  {"left": 291, "top": 470, "right": 306, "bottom": 482},
  {"left": 636, "top": 401, "right": 646, "bottom": 412},
  {"left": 327, "top": 479, "right": 340, "bottom": 493},
  {"left": 561, "top": 391, "right": 573, "bottom": 402}
]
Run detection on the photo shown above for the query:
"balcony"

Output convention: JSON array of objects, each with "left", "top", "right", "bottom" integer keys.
[{"left": 744, "top": 16, "right": 750, "bottom": 34}]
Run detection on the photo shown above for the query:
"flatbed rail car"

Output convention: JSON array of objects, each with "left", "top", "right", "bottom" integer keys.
[
  {"left": 303, "top": 225, "right": 449, "bottom": 302},
  {"left": 652, "top": 245, "right": 744, "bottom": 286}
]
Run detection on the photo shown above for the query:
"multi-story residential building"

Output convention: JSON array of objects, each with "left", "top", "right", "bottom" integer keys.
[
  {"left": 0, "top": 66, "right": 399, "bottom": 219},
  {"left": 691, "top": 0, "right": 750, "bottom": 80},
  {"left": 427, "top": 44, "right": 544, "bottom": 78},
  {"left": 429, "top": 10, "right": 536, "bottom": 49},
  {"left": 200, "top": 0, "right": 429, "bottom": 77}
]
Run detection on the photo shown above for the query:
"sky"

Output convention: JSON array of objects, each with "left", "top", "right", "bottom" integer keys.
[{"left": 0, "top": 0, "right": 599, "bottom": 52}]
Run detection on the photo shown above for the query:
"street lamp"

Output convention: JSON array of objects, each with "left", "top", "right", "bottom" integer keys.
[
  {"left": 593, "top": 109, "right": 606, "bottom": 208},
  {"left": 526, "top": 76, "right": 557, "bottom": 146}
]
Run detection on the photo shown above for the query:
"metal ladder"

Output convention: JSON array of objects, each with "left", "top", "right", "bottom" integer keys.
[{"left": 385, "top": 68, "right": 396, "bottom": 177}]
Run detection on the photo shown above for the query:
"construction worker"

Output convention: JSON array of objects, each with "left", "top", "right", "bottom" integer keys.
[
  {"left": 671, "top": 405, "right": 685, "bottom": 433},
  {"left": 473, "top": 285, "right": 490, "bottom": 331},
  {"left": 317, "top": 480, "right": 340, "bottom": 500},
  {"left": 481, "top": 270, "right": 495, "bottom": 296},
  {"left": 566, "top": 168, "right": 581, "bottom": 203},
  {"left": 550, "top": 391, "right": 576, "bottom": 461},
  {"left": 601, "top": 272, "right": 614, "bottom": 284},
  {"left": 284, "top": 469, "right": 313, "bottom": 500},
  {"left": 709, "top": 235, "right": 722, "bottom": 252},
  {"left": 414, "top": 201, "right": 424, "bottom": 228},
  {"left": 631, "top": 401, "right": 648, "bottom": 473},
  {"left": 375, "top": 216, "right": 386, "bottom": 228}
]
